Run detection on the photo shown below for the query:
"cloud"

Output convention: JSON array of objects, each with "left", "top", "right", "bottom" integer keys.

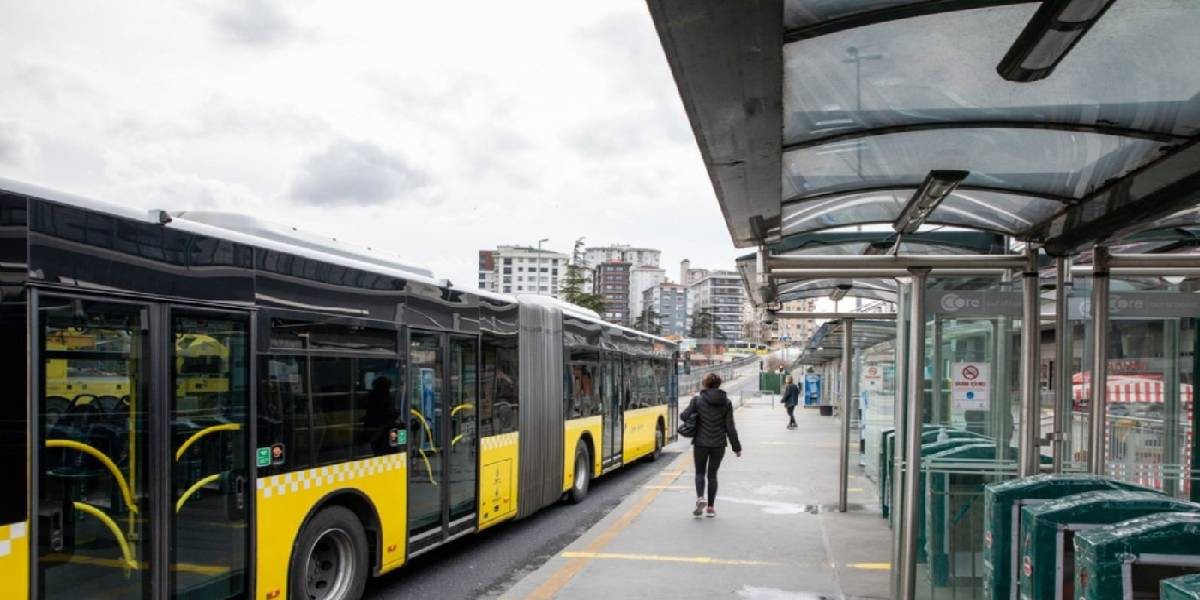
[
  {"left": 0, "top": 123, "right": 35, "bottom": 166},
  {"left": 285, "top": 139, "right": 429, "bottom": 206},
  {"left": 210, "top": 0, "right": 297, "bottom": 46}
]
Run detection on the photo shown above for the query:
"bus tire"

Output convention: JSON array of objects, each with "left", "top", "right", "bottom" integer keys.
[
  {"left": 290, "top": 505, "right": 368, "bottom": 600},
  {"left": 649, "top": 422, "right": 664, "bottom": 462},
  {"left": 567, "top": 442, "right": 591, "bottom": 504}
]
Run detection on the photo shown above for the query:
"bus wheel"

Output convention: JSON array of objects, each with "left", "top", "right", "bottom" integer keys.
[
  {"left": 568, "top": 442, "right": 591, "bottom": 504},
  {"left": 291, "top": 505, "right": 368, "bottom": 600},
  {"left": 649, "top": 424, "right": 664, "bottom": 462}
]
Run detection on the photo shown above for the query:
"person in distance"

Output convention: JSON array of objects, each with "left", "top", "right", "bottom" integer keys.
[{"left": 781, "top": 374, "right": 800, "bottom": 429}]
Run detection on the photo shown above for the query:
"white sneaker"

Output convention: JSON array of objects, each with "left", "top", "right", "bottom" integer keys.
[{"left": 693, "top": 497, "right": 706, "bottom": 517}]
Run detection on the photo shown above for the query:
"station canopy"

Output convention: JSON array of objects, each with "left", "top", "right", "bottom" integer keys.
[
  {"left": 649, "top": 0, "right": 1200, "bottom": 262},
  {"left": 797, "top": 319, "right": 897, "bottom": 365}
]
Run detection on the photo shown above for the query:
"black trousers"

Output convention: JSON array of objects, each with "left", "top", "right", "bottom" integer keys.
[
  {"left": 693, "top": 445, "right": 726, "bottom": 506},
  {"left": 785, "top": 404, "right": 797, "bottom": 425}
]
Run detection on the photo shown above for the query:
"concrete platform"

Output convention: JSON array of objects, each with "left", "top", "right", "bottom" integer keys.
[{"left": 501, "top": 392, "right": 892, "bottom": 600}]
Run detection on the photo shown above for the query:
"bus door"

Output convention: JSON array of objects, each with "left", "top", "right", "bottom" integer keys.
[
  {"left": 34, "top": 294, "right": 251, "bottom": 600},
  {"left": 601, "top": 354, "right": 623, "bottom": 470},
  {"left": 407, "top": 331, "right": 478, "bottom": 557}
]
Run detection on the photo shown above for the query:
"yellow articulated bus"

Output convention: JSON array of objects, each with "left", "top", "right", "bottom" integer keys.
[{"left": 0, "top": 182, "right": 678, "bottom": 600}]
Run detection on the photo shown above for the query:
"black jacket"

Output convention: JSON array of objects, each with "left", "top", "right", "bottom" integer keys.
[
  {"left": 782, "top": 383, "right": 800, "bottom": 407},
  {"left": 681, "top": 389, "right": 741, "bottom": 452}
]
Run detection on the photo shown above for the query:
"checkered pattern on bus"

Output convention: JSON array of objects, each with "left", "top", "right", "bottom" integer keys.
[
  {"left": 0, "top": 522, "right": 26, "bottom": 558},
  {"left": 480, "top": 432, "right": 519, "bottom": 451},
  {"left": 257, "top": 454, "right": 405, "bottom": 499}
]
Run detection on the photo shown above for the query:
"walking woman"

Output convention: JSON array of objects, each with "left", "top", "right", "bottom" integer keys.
[
  {"left": 781, "top": 374, "right": 799, "bottom": 429},
  {"left": 681, "top": 372, "right": 742, "bottom": 517}
]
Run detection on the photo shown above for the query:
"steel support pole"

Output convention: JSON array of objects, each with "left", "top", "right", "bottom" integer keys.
[
  {"left": 1088, "top": 247, "right": 1111, "bottom": 474},
  {"left": 767, "top": 254, "right": 1029, "bottom": 269},
  {"left": 839, "top": 319, "right": 853, "bottom": 512},
  {"left": 1052, "top": 256, "right": 1072, "bottom": 473},
  {"left": 889, "top": 282, "right": 909, "bottom": 599},
  {"left": 899, "top": 269, "right": 929, "bottom": 600},
  {"left": 1019, "top": 249, "right": 1042, "bottom": 476}
]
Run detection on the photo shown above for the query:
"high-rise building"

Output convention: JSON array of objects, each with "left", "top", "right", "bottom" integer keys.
[
  {"left": 687, "top": 269, "right": 744, "bottom": 340},
  {"left": 476, "top": 245, "right": 570, "bottom": 297},
  {"left": 628, "top": 264, "right": 666, "bottom": 317},
  {"left": 642, "top": 282, "right": 689, "bottom": 337},
  {"left": 584, "top": 245, "right": 661, "bottom": 269},
  {"left": 593, "top": 261, "right": 631, "bottom": 325}
]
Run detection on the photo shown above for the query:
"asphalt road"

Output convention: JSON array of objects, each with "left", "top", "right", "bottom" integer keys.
[{"left": 363, "top": 364, "right": 762, "bottom": 600}]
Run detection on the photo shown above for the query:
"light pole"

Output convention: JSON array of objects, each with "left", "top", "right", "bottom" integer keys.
[
  {"left": 536, "top": 237, "right": 549, "bottom": 296},
  {"left": 842, "top": 46, "right": 883, "bottom": 178}
]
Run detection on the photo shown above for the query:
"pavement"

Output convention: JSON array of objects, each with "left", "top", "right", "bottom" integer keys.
[{"left": 499, "top": 383, "right": 893, "bottom": 600}]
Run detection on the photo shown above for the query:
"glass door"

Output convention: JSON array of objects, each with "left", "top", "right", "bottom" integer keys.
[
  {"left": 408, "top": 332, "right": 444, "bottom": 551},
  {"left": 448, "top": 337, "right": 478, "bottom": 534},
  {"left": 601, "top": 355, "right": 622, "bottom": 469},
  {"left": 169, "top": 310, "right": 250, "bottom": 599},
  {"left": 36, "top": 296, "right": 251, "bottom": 600},
  {"left": 38, "top": 298, "right": 151, "bottom": 600}
]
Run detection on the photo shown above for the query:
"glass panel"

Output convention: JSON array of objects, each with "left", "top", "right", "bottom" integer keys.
[
  {"left": 310, "top": 357, "right": 354, "bottom": 466},
  {"left": 602, "top": 357, "right": 623, "bottom": 465},
  {"left": 39, "top": 300, "right": 150, "bottom": 600},
  {"left": 408, "top": 334, "right": 444, "bottom": 538},
  {"left": 258, "top": 356, "right": 309, "bottom": 475},
  {"left": 783, "top": 3, "right": 1200, "bottom": 144},
  {"left": 480, "top": 334, "right": 519, "bottom": 436},
  {"left": 782, "top": 188, "right": 1063, "bottom": 235},
  {"left": 783, "top": 129, "right": 1166, "bottom": 202},
  {"left": 357, "top": 359, "right": 402, "bottom": 457},
  {"left": 0, "top": 297, "right": 27, "bottom": 530},
  {"left": 1068, "top": 278, "right": 1197, "bottom": 498},
  {"left": 449, "top": 338, "right": 477, "bottom": 522},
  {"left": 171, "top": 314, "right": 249, "bottom": 599}
]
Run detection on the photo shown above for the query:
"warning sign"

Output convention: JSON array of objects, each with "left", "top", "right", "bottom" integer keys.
[
  {"left": 952, "top": 362, "right": 990, "bottom": 411},
  {"left": 861, "top": 365, "right": 883, "bottom": 389}
]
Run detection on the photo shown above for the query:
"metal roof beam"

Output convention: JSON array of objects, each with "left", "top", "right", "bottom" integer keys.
[
  {"left": 783, "top": 183, "right": 1078, "bottom": 207},
  {"left": 766, "top": 254, "right": 1027, "bottom": 269},
  {"left": 783, "top": 0, "right": 1034, "bottom": 43},
  {"left": 782, "top": 120, "right": 1185, "bottom": 153}
]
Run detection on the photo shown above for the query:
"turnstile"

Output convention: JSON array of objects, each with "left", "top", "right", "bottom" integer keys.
[
  {"left": 1019, "top": 490, "right": 1198, "bottom": 600},
  {"left": 982, "top": 474, "right": 1152, "bottom": 600},
  {"left": 1075, "top": 512, "right": 1200, "bottom": 600}
]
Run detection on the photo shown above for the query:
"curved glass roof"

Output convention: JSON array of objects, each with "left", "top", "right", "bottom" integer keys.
[{"left": 651, "top": 0, "right": 1200, "bottom": 251}]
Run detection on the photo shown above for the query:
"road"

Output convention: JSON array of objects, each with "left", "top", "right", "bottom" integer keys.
[{"left": 363, "top": 363, "right": 763, "bottom": 600}]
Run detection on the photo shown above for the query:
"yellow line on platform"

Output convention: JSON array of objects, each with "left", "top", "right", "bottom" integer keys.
[
  {"left": 561, "top": 551, "right": 778, "bottom": 567},
  {"left": 847, "top": 562, "right": 891, "bottom": 570},
  {"left": 524, "top": 457, "right": 689, "bottom": 600},
  {"left": 848, "top": 487, "right": 864, "bottom": 492},
  {"left": 643, "top": 485, "right": 690, "bottom": 490}
]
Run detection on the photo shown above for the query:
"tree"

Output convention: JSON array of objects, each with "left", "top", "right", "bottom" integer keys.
[
  {"left": 689, "top": 307, "right": 725, "bottom": 340},
  {"left": 633, "top": 307, "right": 662, "bottom": 335},
  {"left": 561, "top": 237, "right": 607, "bottom": 314}
]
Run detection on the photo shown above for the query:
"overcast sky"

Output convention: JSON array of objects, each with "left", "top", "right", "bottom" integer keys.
[{"left": 0, "top": 1, "right": 740, "bottom": 287}]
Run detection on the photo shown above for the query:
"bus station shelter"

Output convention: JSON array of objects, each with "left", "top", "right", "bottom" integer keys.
[{"left": 648, "top": 1, "right": 1200, "bottom": 597}]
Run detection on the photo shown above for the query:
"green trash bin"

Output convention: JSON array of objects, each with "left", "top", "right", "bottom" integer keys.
[
  {"left": 1075, "top": 512, "right": 1200, "bottom": 600},
  {"left": 1019, "top": 490, "right": 1197, "bottom": 600},
  {"left": 982, "top": 474, "right": 1152, "bottom": 600},
  {"left": 1163, "top": 574, "right": 1200, "bottom": 599}
]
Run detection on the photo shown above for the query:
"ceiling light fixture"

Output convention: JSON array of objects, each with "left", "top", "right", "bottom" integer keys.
[
  {"left": 893, "top": 170, "right": 969, "bottom": 234},
  {"left": 997, "top": 0, "right": 1117, "bottom": 82},
  {"left": 829, "top": 284, "right": 852, "bottom": 302}
]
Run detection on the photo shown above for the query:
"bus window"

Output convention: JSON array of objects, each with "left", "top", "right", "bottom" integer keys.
[
  {"left": 258, "top": 355, "right": 310, "bottom": 474},
  {"left": 482, "top": 335, "right": 519, "bottom": 435}
]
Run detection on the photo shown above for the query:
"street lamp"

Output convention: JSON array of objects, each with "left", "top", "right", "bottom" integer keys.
[
  {"left": 842, "top": 46, "right": 884, "bottom": 178},
  {"left": 536, "top": 237, "right": 549, "bottom": 296}
]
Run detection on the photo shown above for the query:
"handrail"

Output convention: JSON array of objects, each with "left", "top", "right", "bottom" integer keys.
[
  {"left": 73, "top": 501, "right": 136, "bottom": 571},
  {"left": 410, "top": 409, "right": 436, "bottom": 450},
  {"left": 175, "top": 473, "right": 222, "bottom": 512},
  {"left": 450, "top": 403, "right": 474, "bottom": 416},
  {"left": 45, "top": 439, "right": 138, "bottom": 514},
  {"left": 417, "top": 449, "right": 436, "bottom": 485},
  {"left": 175, "top": 423, "right": 241, "bottom": 461}
]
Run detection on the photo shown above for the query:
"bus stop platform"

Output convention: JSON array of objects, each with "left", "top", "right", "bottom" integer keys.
[{"left": 501, "top": 396, "right": 892, "bottom": 600}]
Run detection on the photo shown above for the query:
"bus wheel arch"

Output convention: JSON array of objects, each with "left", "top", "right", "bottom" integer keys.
[
  {"left": 578, "top": 432, "right": 597, "bottom": 478},
  {"left": 290, "top": 488, "right": 384, "bottom": 582}
]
